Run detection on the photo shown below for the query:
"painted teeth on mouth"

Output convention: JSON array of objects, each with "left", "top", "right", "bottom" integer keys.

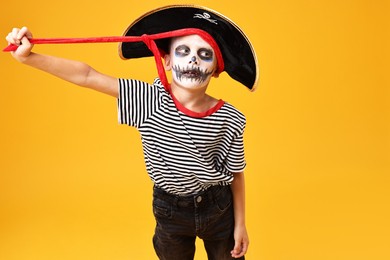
[
  {"left": 182, "top": 66, "right": 200, "bottom": 75},
  {"left": 173, "top": 65, "right": 212, "bottom": 83},
  {"left": 184, "top": 70, "right": 199, "bottom": 76}
]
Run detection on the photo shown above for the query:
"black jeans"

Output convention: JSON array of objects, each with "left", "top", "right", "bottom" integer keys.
[{"left": 152, "top": 185, "right": 244, "bottom": 260}]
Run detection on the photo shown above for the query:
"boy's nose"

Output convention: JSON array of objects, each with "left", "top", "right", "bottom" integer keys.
[{"left": 189, "top": 56, "right": 198, "bottom": 64}]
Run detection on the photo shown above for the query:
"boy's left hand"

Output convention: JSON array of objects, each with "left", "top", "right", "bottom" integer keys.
[{"left": 231, "top": 224, "right": 249, "bottom": 258}]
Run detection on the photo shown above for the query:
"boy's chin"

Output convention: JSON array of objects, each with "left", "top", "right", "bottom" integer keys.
[{"left": 172, "top": 77, "right": 211, "bottom": 90}]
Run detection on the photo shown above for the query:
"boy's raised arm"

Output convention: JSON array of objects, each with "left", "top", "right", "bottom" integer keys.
[{"left": 6, "top": 27, "right": 118, "bottom": 98}]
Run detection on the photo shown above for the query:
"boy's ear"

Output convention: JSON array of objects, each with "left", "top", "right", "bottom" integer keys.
[{"left": 163, "top": 54, "right": 172, "bottom": 71}]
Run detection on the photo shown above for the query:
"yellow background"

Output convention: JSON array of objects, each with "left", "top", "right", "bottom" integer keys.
[{"left": 1, "top": 0, "right": 389, "bottom": 259}]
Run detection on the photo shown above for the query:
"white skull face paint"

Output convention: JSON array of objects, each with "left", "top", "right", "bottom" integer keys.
[{"left": 167, "top": 35, "right": 217, "bottom": 89}]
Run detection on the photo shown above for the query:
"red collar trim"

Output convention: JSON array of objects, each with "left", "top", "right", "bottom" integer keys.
[{"left": 170, "top": 92, "right": 225, "bottom": 118}]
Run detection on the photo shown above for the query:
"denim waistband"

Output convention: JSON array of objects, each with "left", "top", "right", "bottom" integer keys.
[{"left": 153, "top": 185, "right": 231, "bottom": 208}]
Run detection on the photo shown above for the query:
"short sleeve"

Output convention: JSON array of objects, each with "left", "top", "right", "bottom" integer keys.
[
  {"left": 117, "top": 78, "right": 160, "bottom": 128},
  {"left": 225, "top": 120, "right": 246, "bottom": 173}
]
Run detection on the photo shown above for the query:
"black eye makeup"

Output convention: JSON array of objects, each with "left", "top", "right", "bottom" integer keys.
[
  {"left": 198, "top": 48, "right": 214, "bottom": 62},
  {"left": 174, "top": 45, "right": 214, "bottom": 62},
  {"left": 175, "top": 45, "right": 190, "bottom": 57}
]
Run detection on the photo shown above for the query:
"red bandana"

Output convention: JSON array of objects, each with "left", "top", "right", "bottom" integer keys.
[{"left": 3, "top": 28, "right": 225, "bottom": 91}]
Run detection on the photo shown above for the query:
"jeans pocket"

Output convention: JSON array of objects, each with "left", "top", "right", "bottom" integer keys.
[
  {"left": 214, "top": 188, "right": 232, "bottom": 212},
  {"left": 153, "top": 197, "right": 173, "bottom": 219}
]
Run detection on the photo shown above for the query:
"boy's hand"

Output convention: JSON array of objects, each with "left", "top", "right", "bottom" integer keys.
[
  {"left": 231, "top": 224, "right": 249, "bottom": 258},
  {"left": 5, "top": 27, "right": 34, "bottom": 62}
]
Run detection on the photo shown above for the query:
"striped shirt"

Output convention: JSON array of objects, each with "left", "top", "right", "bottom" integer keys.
[{"left": 118, "top": 78, "right": 246, "bottom": 195}]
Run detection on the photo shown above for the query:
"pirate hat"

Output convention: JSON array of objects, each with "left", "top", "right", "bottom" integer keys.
[{"left": 119, "top": 5, "right": 259, "bottom": 91}]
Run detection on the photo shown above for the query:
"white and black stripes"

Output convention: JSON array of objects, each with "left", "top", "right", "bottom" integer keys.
[
  {"left": 118, "top": 78, "right": 163, "bottom": 127},
  {"left": 118, "top": 78, "right": 246, "bottom": 195}
]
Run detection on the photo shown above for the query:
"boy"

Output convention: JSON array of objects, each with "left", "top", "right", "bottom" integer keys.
[{"left": 6, "top": 5, "right": 258, "bottom": 260}]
